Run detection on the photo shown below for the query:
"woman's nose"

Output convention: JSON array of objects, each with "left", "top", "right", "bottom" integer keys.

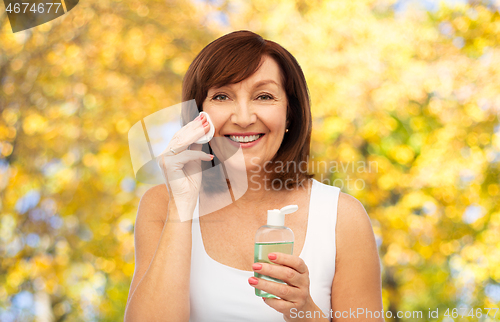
[{"left": 230, "top": 101, "right": 256, "bottom": 128}]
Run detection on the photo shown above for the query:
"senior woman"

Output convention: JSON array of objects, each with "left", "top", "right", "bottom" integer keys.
[{"left": 124, "top": 31, "right": 383, "bottom": 321}]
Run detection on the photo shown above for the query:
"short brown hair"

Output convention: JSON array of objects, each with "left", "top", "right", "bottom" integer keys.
[{"left": 182, "top": 30, "right": 313, "bottom": 188}]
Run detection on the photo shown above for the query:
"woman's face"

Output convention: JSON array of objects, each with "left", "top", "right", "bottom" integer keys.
[{"left": 203, "top": 55, "right": 288, "bottom": 173}]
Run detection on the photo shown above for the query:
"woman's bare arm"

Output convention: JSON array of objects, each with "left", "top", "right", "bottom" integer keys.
[
  {"left": 124, "top": 184, "right": 192, "bottom": 322},
  {"left": 331, "top": 192, "right": 384, "bottom": 321}
]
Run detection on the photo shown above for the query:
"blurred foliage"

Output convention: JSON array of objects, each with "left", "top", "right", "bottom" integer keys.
[{"left": 1, "top": 0, "right": 499, "bottom": 321}]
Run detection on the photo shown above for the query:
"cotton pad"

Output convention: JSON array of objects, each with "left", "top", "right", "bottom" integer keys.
[{"left": 195, "top": 111, "right": 215, "bottom": 144}]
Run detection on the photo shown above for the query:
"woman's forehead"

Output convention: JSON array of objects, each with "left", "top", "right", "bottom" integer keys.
[{"left": 209, "top": 57, "right": 283, "bottom": 91}]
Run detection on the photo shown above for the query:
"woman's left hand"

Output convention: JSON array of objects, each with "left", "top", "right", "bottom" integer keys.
[{"left": 248, "top": 252, "right": 326, "bottom": 322}]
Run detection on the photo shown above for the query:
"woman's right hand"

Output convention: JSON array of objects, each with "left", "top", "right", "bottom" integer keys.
[{"left": 156, "top": 113, "right": 213, "bottom": 222}]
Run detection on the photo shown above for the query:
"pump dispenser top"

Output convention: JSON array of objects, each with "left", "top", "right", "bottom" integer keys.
[{"left": 267, "top": 205, "right": 298, "bottom": 227}]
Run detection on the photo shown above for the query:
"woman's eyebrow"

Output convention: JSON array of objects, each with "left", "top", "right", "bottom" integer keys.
[
  {"left": 209, "top": 79, "right": 280, "bottom": 92},
  {"left": 253, "top": 79, "right": 280, "bottom": 88}
]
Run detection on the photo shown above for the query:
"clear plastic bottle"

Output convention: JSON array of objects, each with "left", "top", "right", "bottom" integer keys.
[{"left": 254, "top": 205, "right": 298, "bottom": 298}]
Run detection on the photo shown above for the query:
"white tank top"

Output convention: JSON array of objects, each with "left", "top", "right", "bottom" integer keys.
[{"left": 189, "top": 179, "right": 340, "bottom": 322}]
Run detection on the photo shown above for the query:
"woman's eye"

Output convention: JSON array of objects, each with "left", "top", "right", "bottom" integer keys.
[
  {"left": 257, "top": 94, "right": 273, "bottom": 100},
  {"left": 213, "top": 94, "right": 229, "bottom": 101}
]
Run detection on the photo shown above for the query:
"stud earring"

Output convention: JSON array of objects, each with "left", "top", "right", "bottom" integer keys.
[{"left": 285, "top": 128, "right": 289, "bottom": 133}]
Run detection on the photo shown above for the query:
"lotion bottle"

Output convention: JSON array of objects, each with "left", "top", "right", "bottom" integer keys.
[{"left": 254, "top": 205, "right": 298, "bottom": 298}]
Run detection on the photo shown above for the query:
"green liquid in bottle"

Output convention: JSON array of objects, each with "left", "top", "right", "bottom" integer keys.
[{"left": 254, "top": 241, "right": 294, "bottom": 298}]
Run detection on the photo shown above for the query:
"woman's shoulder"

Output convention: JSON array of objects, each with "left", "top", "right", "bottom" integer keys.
[
  {"left": 310, "top": 179, "right": 370, "bottom": 228},
  {"left": 136, "top": 184, "right": 170, "bottom": 225},
  {"left": 140, "top": 183, "right": 169, "bottom": 201},
  {"left": 336, "top": 191, "right": 372, "bottom": 232},
  {"left": 337, "top": 191, "right": 367, "bottom": 217},
  {"left": 335, "top": 190, "right": 378, "bottom": 261}
]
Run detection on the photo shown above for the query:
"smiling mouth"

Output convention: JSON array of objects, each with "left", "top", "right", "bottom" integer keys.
[{"left": 224, "top": 134, "right": 264, "bottom": 143}]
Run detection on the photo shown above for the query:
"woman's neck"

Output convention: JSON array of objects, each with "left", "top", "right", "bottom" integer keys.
[
  {"left": 199, "top": 167, "right": 311, "bottom": 220},
  {"left": 229, "top": 173, "right": 311, "bottom": 213}
]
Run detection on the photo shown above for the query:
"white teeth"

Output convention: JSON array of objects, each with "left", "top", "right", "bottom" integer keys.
[{"left": 229, "top": 134, "right": 262, "bottom": 143}]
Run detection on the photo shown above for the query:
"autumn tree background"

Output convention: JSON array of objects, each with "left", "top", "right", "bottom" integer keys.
[{"left": 1, "top": 0, "right": 499, "bottom": 321}]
